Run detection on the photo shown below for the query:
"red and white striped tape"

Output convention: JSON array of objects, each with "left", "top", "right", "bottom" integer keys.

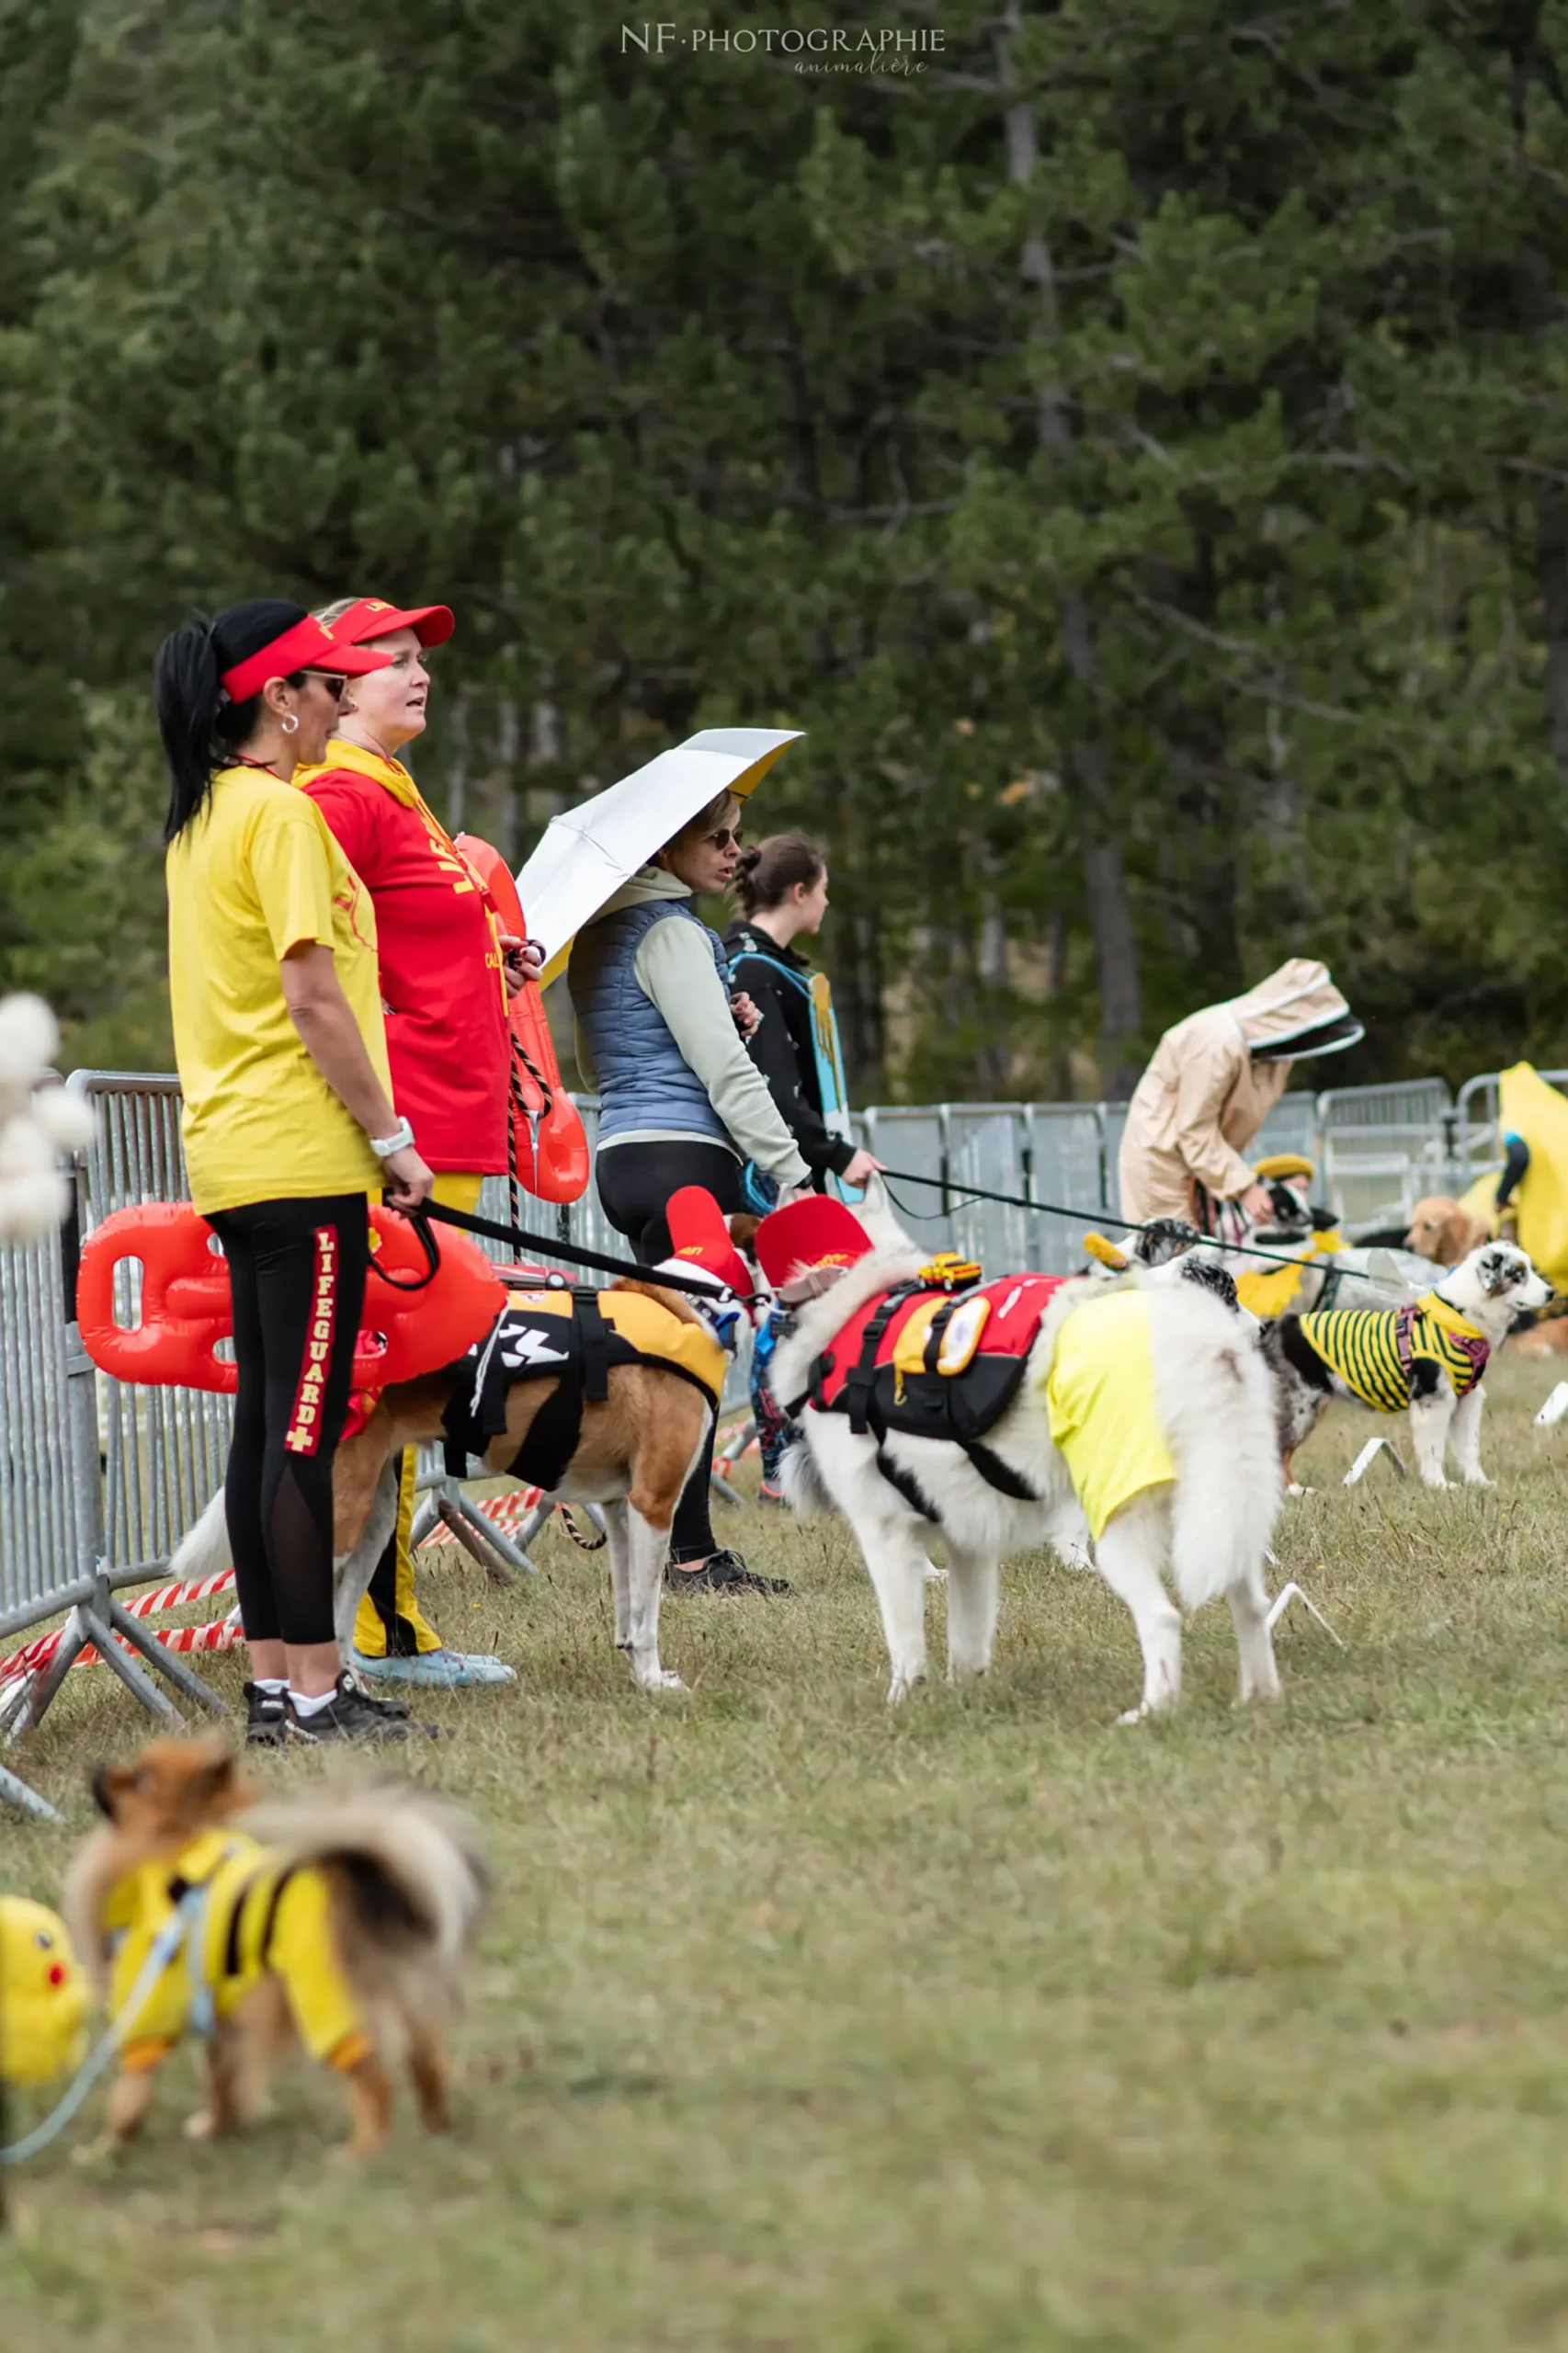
[
  {"left": 417, "top": 1484, "right": 542, "bottom": 1549},
  {"left": 0, "top": 1565, "right": 239, "bottom": 1699}
]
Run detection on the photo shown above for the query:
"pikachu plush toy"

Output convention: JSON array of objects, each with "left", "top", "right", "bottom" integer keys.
[{"left": 0, "top": 1894, "right": 90, "bottom": 2086}]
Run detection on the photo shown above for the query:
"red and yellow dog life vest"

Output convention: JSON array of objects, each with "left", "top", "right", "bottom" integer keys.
[{"left": 806, "top": 1274, "right": 1068, "bottom": 1460}]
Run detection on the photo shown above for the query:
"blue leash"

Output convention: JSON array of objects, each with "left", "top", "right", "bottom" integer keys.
[{"left": 0, "top": 1882, "right": 208, "bottom": 2165}]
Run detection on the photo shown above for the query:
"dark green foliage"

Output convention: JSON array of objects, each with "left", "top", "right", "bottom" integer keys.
[{"left": 3, "top": 1, "right": 1567, "bottom": 1089}]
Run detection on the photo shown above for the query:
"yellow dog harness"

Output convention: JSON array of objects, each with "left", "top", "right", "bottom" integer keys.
[{"left": 100, "top": 1826, "right": 369, "bottom": 2075}]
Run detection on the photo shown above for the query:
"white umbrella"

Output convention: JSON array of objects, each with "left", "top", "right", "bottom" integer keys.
[{"left": 517, "top": 727, "right": 802, "bottom": 983}]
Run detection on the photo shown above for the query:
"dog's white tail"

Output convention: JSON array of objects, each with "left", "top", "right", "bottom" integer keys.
[
  {"left": 167, "top": 1488, "right": 232, "bottom": 1586},
  {"left": 778, "top": 1434, "right": 835, "bottom": 1519},
  {"left": 1146, "top": 1290, "right": 1282, "bottom": 1611}
]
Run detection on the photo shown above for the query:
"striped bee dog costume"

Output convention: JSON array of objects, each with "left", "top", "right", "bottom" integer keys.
[{"left": 1262, "top": 1242, "right": 1551, "bottom": 1490}]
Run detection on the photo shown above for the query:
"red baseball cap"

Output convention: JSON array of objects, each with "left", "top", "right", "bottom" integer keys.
[
  {"left": 220, "top": 614, "right": 392, "bottom": 706},
  {"left": 664, "top": 1187, "right": 756, "bottom": 1298},
  {"left": 325, "top": 596, "right": 455, "bottom": 650},
  {"left": 754, "top": 1196, "right": 873, "bottom": 1288}
]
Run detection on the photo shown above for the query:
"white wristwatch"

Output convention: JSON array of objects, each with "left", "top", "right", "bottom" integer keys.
[{"left": 369, "top": 1115, "right": 415, "bottom": 1160}]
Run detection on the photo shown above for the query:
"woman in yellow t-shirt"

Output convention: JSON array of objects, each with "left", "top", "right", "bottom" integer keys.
[{"left": 155, "top": 598, "right": 434, "bottom": 1747}]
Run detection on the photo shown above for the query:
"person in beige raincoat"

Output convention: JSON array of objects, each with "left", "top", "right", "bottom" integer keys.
[{"left": 1118, "top": 960, "right": 1361, "bottom": 1229}]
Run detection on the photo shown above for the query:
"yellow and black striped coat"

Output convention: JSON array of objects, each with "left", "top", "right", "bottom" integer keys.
[{"left": 1294, "top": 1293, "right": 1489, "bottom": 1414}]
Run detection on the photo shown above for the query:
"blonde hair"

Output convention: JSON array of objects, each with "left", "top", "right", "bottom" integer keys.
[
  {"left": 658, "top": 788, "right": 742, "bottom": 861},
  {"left": 312, "top": 597, "right": 359, "bottom": 628}
]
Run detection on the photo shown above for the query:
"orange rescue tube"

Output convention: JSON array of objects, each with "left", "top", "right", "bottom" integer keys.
[
  {"left": 455, "top": 831, "right": 590, "bottom": 1204},
  {"left": 76, "top": 1203, "right": 506, "bottom": 1394}
]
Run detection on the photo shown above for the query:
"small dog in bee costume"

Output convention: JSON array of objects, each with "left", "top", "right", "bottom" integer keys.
[
  {"left": 64, "top": 1733, "right": 487, "bottom": 2161},
  {"left": 1262, "top": 1241, "right": 1551, "bottom": 1488}
]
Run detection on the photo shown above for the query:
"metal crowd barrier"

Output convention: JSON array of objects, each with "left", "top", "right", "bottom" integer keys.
[
  {"left": 1315, "top": 1077, "right": 1455, "bottom": 1236},
  {"left": 0, "top": 1061, "right": 1505, "bottom": 1803}
]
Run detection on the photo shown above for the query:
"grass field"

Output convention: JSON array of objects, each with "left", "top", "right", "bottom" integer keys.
[{"left": 6, "top": 1361, "right": 1568, "bottom": 2349}]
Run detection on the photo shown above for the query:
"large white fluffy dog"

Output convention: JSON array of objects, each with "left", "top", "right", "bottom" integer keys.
[{"left": 769, "top": 1232, "right": 1284, "bottom": 1721}]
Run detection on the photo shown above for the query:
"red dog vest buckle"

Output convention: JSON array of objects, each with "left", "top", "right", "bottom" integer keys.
[{"left": 76, "top": 1203, "right": 506, "bottom": 1394}]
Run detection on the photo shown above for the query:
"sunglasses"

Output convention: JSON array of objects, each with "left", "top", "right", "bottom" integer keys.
[
  {"left": 301, "top": 669, "right": 349, "bottom": 700},
  {"left": 705, "top": 826, "right": 744, "bottom": 850}
]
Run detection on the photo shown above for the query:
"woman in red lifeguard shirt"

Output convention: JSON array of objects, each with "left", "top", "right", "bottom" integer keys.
[{"left": 296, "top": 594, "right": 533, "bottom": 1689}]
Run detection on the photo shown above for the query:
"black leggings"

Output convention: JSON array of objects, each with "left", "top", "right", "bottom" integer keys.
[
  {"left": 597, "top": 1140, "right": 743, "bottom": 1560},
  {"left": 207, "top": 1195, "right": 370, "bottom": 1649}
]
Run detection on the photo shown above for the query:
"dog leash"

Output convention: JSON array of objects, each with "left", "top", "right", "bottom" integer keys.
[
  {"left": 0, "top": 1884, "right": 206, "bottom": 2166},
  {"left": 872, "top": 1167, "right": 1339, "bottom": 1273},
  {"left": 403, "top": 1199, "right": 767, "bottom": 1308}
]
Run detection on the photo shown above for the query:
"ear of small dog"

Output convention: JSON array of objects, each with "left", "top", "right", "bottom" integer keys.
[
  {"left": 1135, "top": 1218, "right": 1202, "bottom": 1267},
  {"left": 1476, "top": 1244, "right": 1521, "bottom": 1298},
  {"left": 89, "top": 1732, "right": 250, "bottom": 1836},
  {"left": 1177, "top": 1258, "right": 1240, "bottom": 1310},
  {"left": 91, "top": 1762, "right": 130, "bottom": 1821},
  {"left": 727, "top": 1212, "right": 764, "bottom": 1261}
]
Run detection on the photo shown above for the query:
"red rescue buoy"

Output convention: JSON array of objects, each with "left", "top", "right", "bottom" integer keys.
[
  {"left": 455, "top": 832, "right": 590, "bottom": 1205},
  {"left": 76, "top": 1203, "right": 506, "bottom": 1395}
]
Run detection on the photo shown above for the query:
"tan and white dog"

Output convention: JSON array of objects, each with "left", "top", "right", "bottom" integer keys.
[
  {"left": 169, "top": 1193, "right": 756, "bottom": 1698},
  {"left": 761, "top": 1195, "right": 1283, "bottom": 1722}
]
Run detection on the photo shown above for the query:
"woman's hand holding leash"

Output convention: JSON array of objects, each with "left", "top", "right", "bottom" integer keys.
[
  {"left": 381, "top": 1144, "right": 434, "bottom": 1210},
  {"left": 841, "top": 1149, "right": 884, "bottom": 1188}
]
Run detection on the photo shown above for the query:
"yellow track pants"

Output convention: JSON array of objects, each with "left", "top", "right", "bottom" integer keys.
[{"left": 353, "top": 1170, "right": 485, "bottom": 1659}]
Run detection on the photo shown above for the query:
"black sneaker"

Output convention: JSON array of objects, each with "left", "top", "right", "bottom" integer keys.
[
  {"left": 665, "top": 1550, "right": 791, "bottom": 1596},
  {"left": 244, "top": 1681, "right": 289, "bottom": 1748},
  {"left": 287, "top": 1671, "right": 413, "bottom": 1744},
  {"left": 347, "top": 1674, "right": 412, "bottom": 1721}
]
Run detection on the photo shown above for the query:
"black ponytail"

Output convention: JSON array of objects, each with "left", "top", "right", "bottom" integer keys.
[{"left": 154, "top": 597, "right": 310, "bottom": 841}]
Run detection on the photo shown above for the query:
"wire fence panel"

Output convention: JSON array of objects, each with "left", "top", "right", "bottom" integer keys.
[
  {"left": 1098, "top": 1102, "right": 1130, "bottom": 1219},
  {"left": 859, "top": 1107, "right": 954, "bottom": 1251},
  {"left": 945, "top": 1107, "right": 1030, "bottom": 1274},
  {"left": 1315, "top": 1078, "right": 1454, "bottom": 1236},
  {"left": 0, "top": 1224, "right": 90, "bottom": 1641},
  {"left": 1252, "top": 1091, "right": 1321, "bottom": 1174},
  {"left": 67, "top": 1074, "right": 233, "bottom": 1587},
  {"left": 1025, "top": 1106, "right": 1108, "bottom": 1270}
]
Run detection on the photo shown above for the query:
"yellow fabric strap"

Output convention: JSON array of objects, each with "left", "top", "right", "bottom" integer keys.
[
  {"left": 890, "top": 1297, "right": 945, "bottom": 1385},
  {"left": 1415, "top": 1291, "right": 1484, "bottom": 1342}
]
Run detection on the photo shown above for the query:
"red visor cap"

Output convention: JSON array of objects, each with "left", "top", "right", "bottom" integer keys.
[
  {"left": 327, "top": 596, "right": 455, "bottom": 650},
  {"left": 754, "top": 1197, "right": 873, "bottom": 1288},
  {"left": 665, "top": 1187, "right": 756, "bottom": 1298},
  {"left": 221, "top": 616, "right": 392, "bottom": 706}
]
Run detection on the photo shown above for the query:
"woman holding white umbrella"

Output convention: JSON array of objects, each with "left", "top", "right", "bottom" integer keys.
[{"left": 570, "top": 789, "right": 810, "bottom": 1593}]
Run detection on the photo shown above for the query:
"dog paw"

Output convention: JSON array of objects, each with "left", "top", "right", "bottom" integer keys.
[
  {"left": 183, "top": 2109, "right": 215, "bottom": 2142},
  {"left": 636, "top": 1667, "right": 686, "bottom": 1691},
  {"left": 1463, "top": 1472, "right": 1495, "bottom": 1489}
]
